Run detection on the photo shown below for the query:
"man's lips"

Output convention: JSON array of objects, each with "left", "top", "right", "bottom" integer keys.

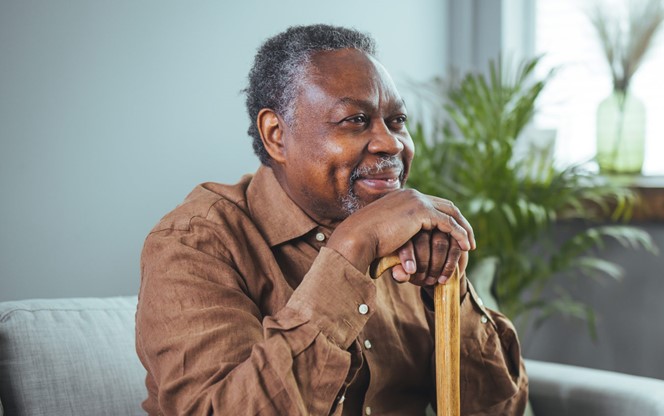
[{"left": 354, "top": 170, "right": 403, "bottom": 191}]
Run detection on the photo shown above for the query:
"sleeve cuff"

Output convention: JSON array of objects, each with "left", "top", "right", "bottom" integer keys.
[{"left": 286, "top": 247, "right": 377, "bottom": 350}]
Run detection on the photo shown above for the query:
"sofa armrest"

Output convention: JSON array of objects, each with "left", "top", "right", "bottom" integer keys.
[
  {"left": 0, "top": 296, "right": 146, "bottom": 416},
  {"left": 526, "top": 359, "right": 664, "bottom": 416}
]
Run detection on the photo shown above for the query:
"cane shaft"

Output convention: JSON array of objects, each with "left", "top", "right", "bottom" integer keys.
[
  {"left": 370, "top": 255, "right": 461, "bottom": 416},
  {"left": 435, "top": 267, "right": 460, "bottom": 416}
]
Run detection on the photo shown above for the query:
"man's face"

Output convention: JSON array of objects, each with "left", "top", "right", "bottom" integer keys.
[{"left": 272, "top": 48, "right": 414, "bottom": 226}]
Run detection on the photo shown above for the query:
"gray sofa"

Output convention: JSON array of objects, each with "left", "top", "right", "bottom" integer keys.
[{"left": 1, "top": 296, "right": 663, "bottom": 416}]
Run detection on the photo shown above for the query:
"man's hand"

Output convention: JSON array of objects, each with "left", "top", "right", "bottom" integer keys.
[
  {"left": 327, "top": 189, "right": 475, "bottom": 286},
  {"left": 391, "top": 230, "right": 463, "bottom": 285}
]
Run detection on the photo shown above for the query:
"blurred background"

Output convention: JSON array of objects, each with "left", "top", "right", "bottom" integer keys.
[{"left": 1, "top": 0, "right": 662, "bottom": 380}]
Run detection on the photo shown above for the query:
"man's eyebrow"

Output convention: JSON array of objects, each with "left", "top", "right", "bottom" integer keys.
[
  {"left": 334, "top": 97, "right": 374, "bottom": 109},
  {"left": 334, "top": 97, "right": 407, "bottom": 111}
]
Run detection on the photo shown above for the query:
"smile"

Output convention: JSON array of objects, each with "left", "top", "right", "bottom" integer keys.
[{"left": 355, "top": 172, "right": 402, "bottom": 191}]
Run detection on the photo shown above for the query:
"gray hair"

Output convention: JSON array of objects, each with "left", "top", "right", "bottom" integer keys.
[{"left": 244, "top": 24, "right": 377, "bottom": 165}]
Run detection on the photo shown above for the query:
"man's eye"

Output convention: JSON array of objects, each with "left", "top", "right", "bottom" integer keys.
[
  {"left": 345, "top": 115, "right": 368, "bottom": 124},
  {"left": 393, "top": 115, "right": 408, "bottom": 124}
]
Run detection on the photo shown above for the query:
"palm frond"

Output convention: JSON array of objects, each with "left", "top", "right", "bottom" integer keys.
[{"left": 407, "top": 55, "right": 659, "bottom": 338}]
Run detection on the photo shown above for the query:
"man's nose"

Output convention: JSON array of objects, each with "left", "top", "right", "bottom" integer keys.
[{"left": 367, "top": 120, "right": 404, "bottom": 155}]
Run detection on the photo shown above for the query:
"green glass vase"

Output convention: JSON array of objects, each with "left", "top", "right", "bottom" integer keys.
[{"left": 596, "top": 91, "right": 646, "bottom": 174}]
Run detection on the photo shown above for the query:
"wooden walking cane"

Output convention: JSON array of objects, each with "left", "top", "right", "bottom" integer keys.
[{"left": 370, "top": 255, "right": 461, "bottom": 416}]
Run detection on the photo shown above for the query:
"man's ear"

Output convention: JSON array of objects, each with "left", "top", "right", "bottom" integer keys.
[{"left": 257, "top": 108, "right": 287, "bottom": 164}]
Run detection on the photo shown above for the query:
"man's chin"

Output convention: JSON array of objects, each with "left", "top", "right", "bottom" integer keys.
[
  {"left": 340, "top": 184, "right": 402, "bottom": 217},
  {"left": 356, "top": 188, "right": 398, "bottom": 208}
]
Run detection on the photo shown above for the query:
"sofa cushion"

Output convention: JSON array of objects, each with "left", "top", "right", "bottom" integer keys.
[
  {"left": 0, "top": 296, "right": 146, "bottom": 416},
  {"left": 527, "top": 359, "right": 664, "bottom": 416}
]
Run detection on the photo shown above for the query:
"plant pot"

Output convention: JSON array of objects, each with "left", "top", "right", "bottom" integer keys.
[{"left": 596, "top": 91, "right": 646, "bottom": 174}]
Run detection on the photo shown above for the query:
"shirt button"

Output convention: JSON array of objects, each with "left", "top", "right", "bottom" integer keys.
[
  {"left": 358, "top": 304, "right": 369, "bottom": 315},
  {"left": 338, "top": 395, "right": 345, "bottom": 404},
  {"left": 315, "top": 232, "right": 326, "bottom": 242},
  {"left": 481, "top": 315, "right": 488, "bottom": 324},
  {"left": 364, "top": 339, "right": 372, "bottom": 349},
  {"left": 365, "top": 406, "right": 372, "bottom": 415}
]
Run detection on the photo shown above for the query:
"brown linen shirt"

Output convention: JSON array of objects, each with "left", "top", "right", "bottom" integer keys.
[{"left": 136, "top": 165, "right": 528, "bottom": 415}]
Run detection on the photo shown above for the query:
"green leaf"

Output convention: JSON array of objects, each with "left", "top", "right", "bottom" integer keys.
[
  {"left": 406, "top": 54, "right": 658, "bottom": 338},
  {"left": 572, "top": 256, "right": 624, "bottom": 280}
]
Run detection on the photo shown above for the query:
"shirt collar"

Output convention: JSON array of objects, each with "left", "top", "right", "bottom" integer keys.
[{"left": 247, "top": 165, "right": 320, "bottom": 247}]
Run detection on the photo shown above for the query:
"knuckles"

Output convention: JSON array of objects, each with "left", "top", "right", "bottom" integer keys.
[
  {"left": 450, "top": 203, "right": 461, "bottom": 219},
  {"left": 431, "top": 238, "right": 450, "bottom": 252}
]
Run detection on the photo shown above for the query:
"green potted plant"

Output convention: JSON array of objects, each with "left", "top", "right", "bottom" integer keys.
[{"left": 407, "top": 56, "right": 657, "bottom": 338}]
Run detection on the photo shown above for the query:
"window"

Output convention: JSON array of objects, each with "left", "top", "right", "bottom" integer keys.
[{"left": 533, "top": 0, "right": 664, "bottom": 175}]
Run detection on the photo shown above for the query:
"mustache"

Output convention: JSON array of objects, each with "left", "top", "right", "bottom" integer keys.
[{"left": 350, "top": 157, "right": 405, "bottom": 183}]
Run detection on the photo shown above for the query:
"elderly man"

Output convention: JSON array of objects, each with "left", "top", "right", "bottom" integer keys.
[{"left": 136, "top": 24, "right": 528, "bottom": 415}]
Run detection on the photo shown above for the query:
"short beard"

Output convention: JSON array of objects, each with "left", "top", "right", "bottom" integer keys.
[
  {"left": 340, "top": 189, "right": 362, "bottom": 216},
  {"left": 339, "top": 156, "right": 404, "bottom": 217}
]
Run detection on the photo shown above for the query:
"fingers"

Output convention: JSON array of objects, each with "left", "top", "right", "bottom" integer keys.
[
  {"left": 392, "top": 241, "right": 415, "bottom": 283},
  {"left": 390, "top": 264, "right": 409, "bottom": 283},
  {"left": 394, "top": 237, "right": 434, "bottom": 286},
  {"left": 410, "top": 231, "right": 435, "bottom": 286},
  {"left": 438, "top": 239, "right": 462, "bottom": 284},
  {"left": 429, "top": 197, "right": 476, "bottom": 251},
  {"left": 412, "top": 231, "right": 431, "bottom": 276},
  {"left": 391, "top": 230, "right": 460, "bottom": 288},
  {"left": 428, "top": 231, "right": 450, "bottom": 281},
  {"left": 412, "top": 231, "right": 448, "bottom": 286},
  {"left": 328, "top": 189, "right": 474, "bottom": 276}
]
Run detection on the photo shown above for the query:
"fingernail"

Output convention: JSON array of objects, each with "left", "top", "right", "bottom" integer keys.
[
  {"left": 438, "top": 275, "right": 449, "bottom": 284},
  {"left": 405, "top": 260, "right": 416, "bottom": 274}
]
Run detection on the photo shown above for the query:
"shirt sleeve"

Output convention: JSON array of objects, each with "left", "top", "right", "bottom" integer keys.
[
  {"left": 136, "top": 228, "right": 374, "bottom": 416},
  {"left": 420, "top": 277, "right": 528, "bottom": 415}
]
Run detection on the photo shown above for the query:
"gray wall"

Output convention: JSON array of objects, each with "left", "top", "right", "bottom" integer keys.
[{"left": 0, "top": 0, "right": 448, "bottom": 301}]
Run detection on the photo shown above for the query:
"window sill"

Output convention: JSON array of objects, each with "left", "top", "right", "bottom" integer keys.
[{"left": 608, "top": 175, "right": 664, "bottom": 223}]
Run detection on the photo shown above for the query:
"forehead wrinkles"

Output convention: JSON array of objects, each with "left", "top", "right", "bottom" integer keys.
[{"left": 303, "top": 59, "right": 404, "bottom": 115}]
